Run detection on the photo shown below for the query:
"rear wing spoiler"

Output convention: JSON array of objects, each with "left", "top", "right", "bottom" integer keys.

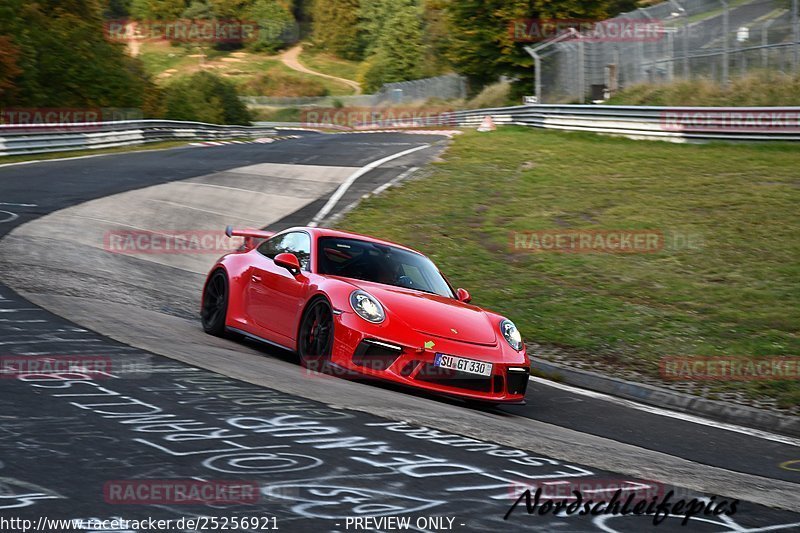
[{"left": 225, "top": 225, "right": 274, "bottom": 251}]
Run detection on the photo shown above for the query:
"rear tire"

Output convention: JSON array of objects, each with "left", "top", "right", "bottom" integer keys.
[
  {"left": 297, "top": 298, "right": 334, "bottom": 373},
  {"left": 201, "top": 270, "right": 229, "bottom": 337}
]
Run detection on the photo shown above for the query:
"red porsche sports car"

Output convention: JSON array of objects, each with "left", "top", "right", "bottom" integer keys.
[{"left": 201, "top": 226, "right": 530, "bottom": 404}]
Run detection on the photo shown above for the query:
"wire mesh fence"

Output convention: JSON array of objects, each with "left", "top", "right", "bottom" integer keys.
[
  {"left": 241, "top": 74, "right": 467, "bottom": 108},
  {"left": 374, "top": 74, "right": 468, "bottom": 104},
  {"left": 531, "top": 0, "right": 799, "bottom": 103}
]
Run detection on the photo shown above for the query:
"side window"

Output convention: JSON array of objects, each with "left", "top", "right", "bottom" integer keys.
[
  {"left": 282, "top": 232, "right": 311, "bottom": 271},
  {"left": 257, "top": 233, "right": 288, "bottom": 259},
  {"left": 257, "top": 232, "right": 311, "bottom": 271}
]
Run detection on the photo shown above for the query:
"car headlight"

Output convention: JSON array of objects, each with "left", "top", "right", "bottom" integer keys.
[
  {"left": 500, "top": 319, "right": 523, "bottom": 351},
  {"left": 350, "top": 290, "right": 385, "bottom": 323}
]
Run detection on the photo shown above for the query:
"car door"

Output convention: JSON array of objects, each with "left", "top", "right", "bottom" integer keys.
[{"left": 247, "top": 231, "right": 311, "bottom": 346}]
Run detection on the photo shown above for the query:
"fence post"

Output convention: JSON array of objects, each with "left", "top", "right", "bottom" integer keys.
[
  {"left": 762, "top": 19, "right": 773, "bottom": 69},
  {"left": 670, "top": 1, "right": 690, "bottom": 78},
  {"left": 683, "top": 9, "right": 690, "bottom": 77},
  {"left": 523, "top": 29, "right": 579, "bottom": 105},
  {"left": 668, "top": 30, "right": 675, "bottom": 81},
  {"left": 577, "top": 39, "right": 586, "bottom": 102},
  {"left": 721, "top": 0, "right": 730, "bottom": 84},
  {"left": 794, "top": 0, "right": 799, "bottom": 73}
]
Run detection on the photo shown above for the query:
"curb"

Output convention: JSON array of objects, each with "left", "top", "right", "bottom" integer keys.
[{"left": 532, "top": 359, "right": 800, "bottom": 438}]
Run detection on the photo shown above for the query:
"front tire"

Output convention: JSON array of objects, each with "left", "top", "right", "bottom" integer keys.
[
  {"left": 201, "top": 270, "right": 229, "bottom": 336},
  {"left": 297, "top": 298, "right": 334, "bottom": 372}
]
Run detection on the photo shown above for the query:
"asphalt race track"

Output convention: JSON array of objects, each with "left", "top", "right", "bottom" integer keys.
[{"left": 0, "top": 132, "right": 798, "bottom": 532}]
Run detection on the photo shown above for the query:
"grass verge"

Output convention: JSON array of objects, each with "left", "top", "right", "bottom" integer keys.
[
  {"left": 299, "top": 47, "right": 361, "bottom": 84},
  {"left": 138, "top": 43, "right": 354, "bottom": 96},
  {"left": 336, "top": 127, "right": 800, "bottom": 409},
  {"left": 607, "top": 72, "right": 800, "bottom": 106},
  {"left": 250, "top": 107, "right": 302, "bottom": 122}
]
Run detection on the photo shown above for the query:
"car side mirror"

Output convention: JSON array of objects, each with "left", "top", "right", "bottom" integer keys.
[
  {"left": 456, "top": 288, "right": 471, "bottom": 303},
  {"left": 274, "top": 253, "right": 301, "bottom": 275}
]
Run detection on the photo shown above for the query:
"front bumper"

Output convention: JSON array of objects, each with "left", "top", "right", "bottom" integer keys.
[{"left": 330, "top": 312, "right": 530, "bottom": 403}]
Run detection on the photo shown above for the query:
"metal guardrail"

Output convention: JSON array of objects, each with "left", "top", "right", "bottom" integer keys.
[
  {"left": 315, "top": 104, "right": 800, "bottom": 142},
  {"left": 0, "top": 119, "right": 278, "bottom": 157},
  {"left": 443, "top": 104, "right": 800, "bottom": 142},
  {"left": 253, "top": 121, "right": 352, "bottom": 131},
  {"left": 2, "top": 106, "right": 798, "bottom": 156}
]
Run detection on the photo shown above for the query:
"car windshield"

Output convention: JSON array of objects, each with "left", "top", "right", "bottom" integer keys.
[{"left": 317, "top": 237, "right": 455, "bottom": 298}]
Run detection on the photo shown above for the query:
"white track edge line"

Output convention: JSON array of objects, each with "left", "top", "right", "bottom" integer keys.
[
  {"left": 529, "top": 376, "right": 800, "bottom": 447},
  {"left": 308, "top": 144, "right": 430, "bottom": 227}
]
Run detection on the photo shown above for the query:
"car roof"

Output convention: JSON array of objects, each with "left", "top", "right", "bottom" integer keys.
[{"left": 281, "top": 226, "right": 424, "bottom": 256}]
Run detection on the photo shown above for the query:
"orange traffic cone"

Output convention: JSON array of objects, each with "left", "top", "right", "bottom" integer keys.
[{"left": 477, "top": 115, "right": 496, "bottom": 132}]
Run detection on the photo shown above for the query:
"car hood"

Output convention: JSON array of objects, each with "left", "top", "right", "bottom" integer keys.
[{"left": 347, "top": 279, "right": 498, "bottom": 346}]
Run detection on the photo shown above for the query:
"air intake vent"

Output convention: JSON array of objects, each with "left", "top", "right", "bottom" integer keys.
[
  {"left": 352, "top": 339, "right": 403, "bottom": 371},
  {"left": 507, "top": 367, "right": 530, "bottom": 395}
]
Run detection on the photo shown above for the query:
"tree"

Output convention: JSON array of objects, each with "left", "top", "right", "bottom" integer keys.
[
  {"left": 163, "top": 71, "right": 251, "bottom": 124},
  {"left": 247, "top": 0, "right": 297, "bottom": 52},
  {"left": 206, "top": 0, "right": 251, "bottom": 18},
  {"left": 130, "top": 0, "right": 187, "bottom": 19},
  {"left": 0, "top": 36, "right": 22, "bottom": 105},
  {"left": 445, "top": 0, "right": 530, "bottom": 88},
  {"left": 0, "top": 0, "right": 156, "bottom": 108},
  {"left": 420, "top": 0, "right": 451, "bottom": 76},
  {"left": 446, "top": 0, "right": 619, "bottom": 90},
  {"left": 360, "top": 2, "right": 425, "bottom": 92},
  {"left": 182, "top": 0, "right": 214, "bottom": 19},
  {"left": 102, "top": 0, "right": 134, "bottom": 17},
  {"left": 311, "top": 0, "right": 360, "bottom": 60},
  {"left": 357, "top": 0, "right": 396, "bottom": 56}
]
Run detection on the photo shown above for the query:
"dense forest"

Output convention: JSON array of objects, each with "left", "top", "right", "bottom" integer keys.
[{"left": 0, "top": 0, "right": 641, "bottom": 122}]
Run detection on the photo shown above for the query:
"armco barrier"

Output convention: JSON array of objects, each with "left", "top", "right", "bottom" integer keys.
[
  {"left": 442, "top": 105, "right": 800, "bottom": 143},
  {"left": 0, "top": 120, "right": 279, "bottom": 157},
  {"left": 256, "top": 105, "right": 800, "bottom": 142},
  {"left": 3, "top": 107, "right": 799, "bottom": 156}
]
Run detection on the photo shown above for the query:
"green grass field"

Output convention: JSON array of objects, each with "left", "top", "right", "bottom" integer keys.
[
  {"left": 137, "top": 43, "right": 354, "bottom": 96},
  {"left": 299, "top": 47, "right": 361, "bottom": 85},
  {"left": 247, "top": 61, "right": 353, "bottom": 96},
  {"left": 336, "top": 128, "right": 800, "bottom": 408}
]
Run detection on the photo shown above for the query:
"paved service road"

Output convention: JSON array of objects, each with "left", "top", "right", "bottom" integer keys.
[{"left": 0, "top": 134, "right": 798, "bottom": 532}]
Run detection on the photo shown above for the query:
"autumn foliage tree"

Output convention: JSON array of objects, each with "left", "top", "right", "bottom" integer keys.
[
  {"left": 310, "top": 0, "right": 360, "bottom": 59},
  {"left": 359, "top": 2, "right": 425, "bottom": 92},
  {"left": 445, "top": 0, "right": 620, "bottom": 90},
  {"left": 0, "top": 0, "right": 642, "bottom": 116},
  {"left": 0, "top": 36, "right": 22, "bottom": 104},
  {"left": 0, "top": 0, "right": 156, "bottom": 108}
]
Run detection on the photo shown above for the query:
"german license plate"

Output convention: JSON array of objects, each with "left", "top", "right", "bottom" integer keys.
[{"left": 433, "top": 353, "right": 492, "bottom": 377}]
